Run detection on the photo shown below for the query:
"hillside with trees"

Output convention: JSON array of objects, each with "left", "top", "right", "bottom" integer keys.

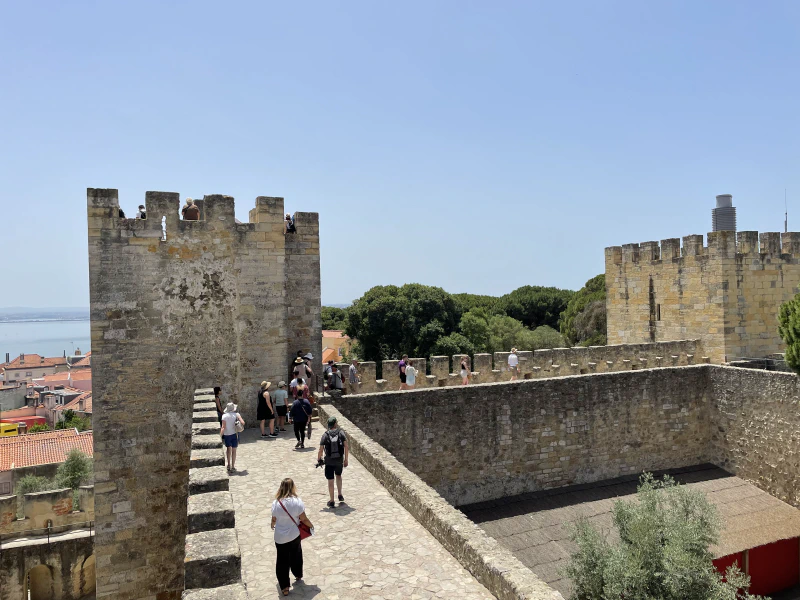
[{"left": 322, "top": 278, "right": 607, "bottom": 367}]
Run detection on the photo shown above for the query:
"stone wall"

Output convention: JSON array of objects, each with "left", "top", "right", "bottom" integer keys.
[
  {"left": 332, "top": 366, "right": 712, "bottom": 506},
  {"left": 708, "top": 366, "right": 800, "bottom": 507},
  {"left": 0, "top": 486, "right": 94, "bottom": 538},
  {"left": 0, "top": 534, "right": 95, "bottom": 600},
  {"left": 606, "top": 231, "right": 800, "bottom": 362},
  {"left": 88, "top": 189, "right": 320, "bottom": 600},
  {"left": 345, "top": 340, "right": 704, "bottom": 394}
]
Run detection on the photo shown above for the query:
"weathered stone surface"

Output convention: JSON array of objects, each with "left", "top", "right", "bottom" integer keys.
[
  {"left": 606, "top": 230, "right": 800, "bottom": 362},
  {"left": 193, "top": 410, "right": 219, "bottom": 423},
  {"left": 193, "top": 435, "right": 223, "bottom": 450},
  {"left": 188, "top": 491, "right": 235, "bottom": 533},
  {"left": 190, "top": 448, "right": 225, "bottom": 469},
  {"left": 193, "top": 421, "right": 220, "bottom": 436},
  {"left": 230, "top": 427, "right": 498, "bottom": 599},
  {"left": 189, "top": 466, "right": 229, "bottom": 495},
  {"left": 182, "top": 582, "right": 248, "bottom": 600},
  {"left": 333, "top": 367, "right": 711, "bottom": 506},
  {"left": 195, "top": 389, "right": 215, "bottom": 397},
  {"left": 89, "top": 190, "right": 320, "bottom": 599},
  {"left": 184, "top": 528, "right": 242, "bottom": 589},
  {"left": 193, "top": 401, "right": 217, "bottom": 413}
]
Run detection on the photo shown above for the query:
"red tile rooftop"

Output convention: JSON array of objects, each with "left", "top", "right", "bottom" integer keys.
[
  {"left": 0, "top": 428, "right": 93, "bottom": 471},
  {"left": 3, "top": 354, "right": 68, "bottom": 369}
]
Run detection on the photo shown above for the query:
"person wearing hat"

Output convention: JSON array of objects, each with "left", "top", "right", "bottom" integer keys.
[
  {"left": 293, "top": 356, "right": 313, "bottom": 389},
  {"left": 508, "top": 348, "right": 519, "bottom": 381},
  {"left": 182, "top": 197, "right": 200, "bottom": 221},
  {"left": 220, "top": 402, "right": 245, "bottom": 472},
  {"left": 257, "top": 381, "right": 277, "bottom": 438},
  {"left": 317, "top": 416, "right": 349, "bottom": 508},
  {"left": 271, "top": 381, "right": 289, "bottom": 432}
]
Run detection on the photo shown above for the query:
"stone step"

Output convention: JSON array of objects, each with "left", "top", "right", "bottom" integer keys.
[
  {"left": 189, "top": 466, "right": 229, "bottom": 495},
  {"left": 194, "top": 388, "right": 215, "bottom": 396},
  {"left": 193, "top": 422, "right": 221, "bottom": 436},
  {"left": 182, "top": 582, "right": 248, "bottom": 600},
  {"left": 194, "top": 401, "right": 217, "bottom": 413},
  {"left": 193, "top": 410, "right": 219, "bottom": 424},
  {"left": 184, "top": 528, "right": 241, "bottom": 590},
  {"left": 195, "top": 394, "right": 215, "bottom": 403},
  {"left": 188, "top": 491, "right": 235, "bottom": 533},
  {"left": 191, "top": 448, "right": 225, "bottom": 469},
  {"left": 192, "top": 435, "right": 223, "bottom": 450}
]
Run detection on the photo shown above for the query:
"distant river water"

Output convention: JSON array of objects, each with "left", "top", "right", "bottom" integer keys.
[{"left": 0, "top": 320, "right": 91, "bottom": 360}]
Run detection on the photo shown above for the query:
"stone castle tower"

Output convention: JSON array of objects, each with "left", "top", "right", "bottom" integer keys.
[
  {"left": 87, "top": 189, "right": 321, "bottom": 599},
  {"left": 606, "top": 230, "right": 800, "bottom": 363}
]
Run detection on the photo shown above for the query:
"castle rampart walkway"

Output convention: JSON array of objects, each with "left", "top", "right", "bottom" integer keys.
[{"left": 229, "top": 428, "right": 496, "bottom": 599}]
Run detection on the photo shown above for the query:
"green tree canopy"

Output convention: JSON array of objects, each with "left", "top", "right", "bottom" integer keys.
[
  {"left": 779, "top": 295, "right": 800, "bottom": 374},
  {"left": 28, "top": 423, "right": 50, "bottom": 433},
  {"left": 345, "top": 284, "right": 459, "bottom": 363},
  {"left": 321, "top": 306, "right": 349, "bottom": 330},
  {"left": 55, "top": 448, "right": 93, "bottom": 490},
  {"left": 56, "top": 409, "right": 91, "bottom": 432},
  {"left": 16, "top": 474, "right": 55, "bottom": 496},
  {"left": 560, "top": 274, "right": 607, "bottom": 346},
  {"left": 565, "top": 473, "right": 762, "bottom": 600},
  {"left": 429, "top": 332, "right": 475, "bottom": 358},
  {"left": 451, "top": 293, "right": 501, "bottom": 316},
  {"left": 497, "top": 285, "right": 574, "bottom": 329},
  {"left": 459, "top": 310, "right": 566, "bottom": 354}
]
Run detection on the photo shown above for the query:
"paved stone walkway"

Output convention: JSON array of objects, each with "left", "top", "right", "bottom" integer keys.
[{"left": 229, "top": 427, "right": 496, "bottom": 600}]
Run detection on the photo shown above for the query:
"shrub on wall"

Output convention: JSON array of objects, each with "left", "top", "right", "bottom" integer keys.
[
  {"left": 565, "top": 474, "right": 762, "bottom": 599},
  {"left": 779, "top": 296, "right": 800, "bottom": 374}
]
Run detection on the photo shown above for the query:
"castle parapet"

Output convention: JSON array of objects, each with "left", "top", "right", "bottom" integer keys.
[{"left": 0, "top": 485, "right": 94, "bottom": 538}]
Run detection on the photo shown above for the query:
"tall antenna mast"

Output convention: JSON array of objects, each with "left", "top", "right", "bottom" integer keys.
[{"left": 785, "top": 189, "right": 788, "bottom": 233}]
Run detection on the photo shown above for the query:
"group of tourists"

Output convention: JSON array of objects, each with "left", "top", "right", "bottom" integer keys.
[{"left": 211, "top": 353, "right": 352, "bottom": 597}]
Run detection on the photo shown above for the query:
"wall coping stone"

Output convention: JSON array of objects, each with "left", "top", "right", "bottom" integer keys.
[
  {"left": 188, "top": 491, "right": 235, "bottom": 534},
  {"left": 194, "top": 402, "right": 217, "bottom": 413},
  {"left": 182, "top": 583, "right": 249, "bottom": 600},
  {"left": 317, "top": 404, "right": 564, "bottom": 600},
  {"left": 189, "top": 466, "right": 229, "bottom": 495},
  {"left": 192, "top": 435, "right": 223, "bottom": 450},
  {"left": 190, "top": 448, "right": 226, "bottom": 469},
  {"left": 184, "top": 528, "right": 242, "bottom": 589},
  {"left": 193, "top": 422, "right": 221, "bottom": 436},
  {"left": 193, "top": 410, "right": 219, "bottom": 423}
]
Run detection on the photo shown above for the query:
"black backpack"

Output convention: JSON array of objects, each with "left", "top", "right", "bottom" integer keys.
[{"left": 324, "top": 429, "right": 345, "bottom": 460}]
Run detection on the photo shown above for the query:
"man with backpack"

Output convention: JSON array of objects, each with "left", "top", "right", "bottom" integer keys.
[{"left": 317, "top": 417, "right": 349, "bottom": 508}]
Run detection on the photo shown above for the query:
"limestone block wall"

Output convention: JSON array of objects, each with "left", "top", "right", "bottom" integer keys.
[
  {"left": 333, "top": 367, "right": 712, "bottom": 506},
  {"left": 0, "top": 534, "right": 95, "bottom": 600},
  {"left": 343, "top": 340, "right": 703, "bottom": 395},
  {"left": 606, "top": 231, "right": 800, "bottom": 362},
  {"left": 0, "top": 486, "right": 94, "bottom": 537},
  {"left": 88, "top": 189, "right": 320, "bottom": 600},
  {"left": 708, "top": 366, "right": 800, "bottom": 507}
]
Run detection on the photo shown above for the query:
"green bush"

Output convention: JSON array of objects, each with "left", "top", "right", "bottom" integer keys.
[
  {"left": 779, "top": 295, "right": 800, "bottom": 374},
  {"left": 28, "top": 423, "right": 50, "bottom": 433},
  {"left": 565, "top": 473, "right": 763, "bottom": 599},
  {"left": 15, "top": 474, "right": 55, "bottom": 496},
  {"left": 55, "top": 449, "right": 93, "bottom": 490}
]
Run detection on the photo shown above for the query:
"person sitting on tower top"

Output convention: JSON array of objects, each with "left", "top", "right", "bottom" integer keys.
[
  {"left": 285, "top": 213, "right": 296, "bottom": 234},
  {"left": 182, "top": 198, "right": 200, "bottom": 221}
]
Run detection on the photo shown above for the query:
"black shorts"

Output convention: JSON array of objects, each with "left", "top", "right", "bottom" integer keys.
[
  {"left": 276, "top": 405, "right": 287, "bottom": 417},
  {"left": 399, "top": 373, "right": 407, "bottom": 383},
  {"left": 324, "top": 464, "right": 343, "bottom": 480}
]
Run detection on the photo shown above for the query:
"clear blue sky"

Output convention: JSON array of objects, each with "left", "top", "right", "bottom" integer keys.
[{"left": 1, "top": 1, "right": 798, "bottom": 308}]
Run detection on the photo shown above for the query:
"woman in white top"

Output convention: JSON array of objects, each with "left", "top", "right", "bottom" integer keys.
[
  {"left": 219, "top": 402, "right": 245, "bottom": 472},
  {"left": 460, "top": 356, "right": 471, "bottom": 385},
  {"left": 405, "top": 359, "right": 417, "bottom": 389},
  {"left": 271, "top": 478, "right": 314, "bottom": 596},
  {"left": 508, "top": 348, "right": 519, "bottom": 381}
]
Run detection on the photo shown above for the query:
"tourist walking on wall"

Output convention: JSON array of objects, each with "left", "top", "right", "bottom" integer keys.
[
  {"left": 399, "top": 354, "right": 408, "bottom": 390},
  {"left": 326, "top": 364, "right": 344, "bottom": 395},
  {"left": 272, "top": 381, "right": 289, "bottom": 432},
  {"left": 294, "top": 376, "right": 314, "bottom": 439},
  {"left": 460, "top": 357, "right": 470, "bottom": 385},
  {"left": 405, "top": 360, "right": 418, "bottom": 389},
  {"left": 213, "top": 386, "right": 223, "bottom": 424},
  {"left": 258, "top": 381, "right": 277, "bottom": 438},
  {"left": 293, "top": 357, "right": 313, "bottom": 390},
  {"left": 182, "top": 198, "right": 200, "bottom": 220},
  {"left": 508, "top": 348, "right": 519, "bottom": 381},
  {"left": 289, "top": 382, "right": 313, "bottom": 448},
  {"left": 220, "top": 402, "right": 245, "bottom": 472},
  {"left": 271, "top": 478, "right": 314, "bottom": 596},
  {"left": 318, "top": 417, "right": 349, "bottom": 508},
  {"left": 284, "top": 213, "right": 296, "bottom": 234},
  {"left": 348, "top": 359, "right": 360, "bottom": 390}
]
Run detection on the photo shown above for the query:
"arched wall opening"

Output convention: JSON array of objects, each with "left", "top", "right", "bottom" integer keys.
[{"left": 27, "top": 564, "right": 55, "bottom": 600}]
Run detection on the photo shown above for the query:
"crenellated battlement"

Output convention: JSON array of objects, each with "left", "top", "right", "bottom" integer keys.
[
  {"left": 606, "top": 231, "right": 800, "bottom": 265},
  {"left": 87, "top": 187, "right": 321, "bottom": 599},
  {"left": 0, "top": 485, "right": 94, "bottom": 538}
]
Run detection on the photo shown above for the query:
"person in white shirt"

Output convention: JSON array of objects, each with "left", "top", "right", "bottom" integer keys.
[
  {"left": 405, "top": 360, "right": 418, "bottom": 389},
  {"left": 508, "top": 348, "right": 519, "bottom": 381},
  {"left": 271, "top": 478, "right": 314, "bottom": 596},
  {"left": 220, "top": 402, "right": 245, "bottom": 472}
]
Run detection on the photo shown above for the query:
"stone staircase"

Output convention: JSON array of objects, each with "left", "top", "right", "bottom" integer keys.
[{"left": 182, "top": 388, "right": 248, "bottom": 599}]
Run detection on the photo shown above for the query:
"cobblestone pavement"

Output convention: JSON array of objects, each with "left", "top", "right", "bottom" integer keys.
[{"left": 229, "top": 427, "right": 496, "bottom": 600}]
